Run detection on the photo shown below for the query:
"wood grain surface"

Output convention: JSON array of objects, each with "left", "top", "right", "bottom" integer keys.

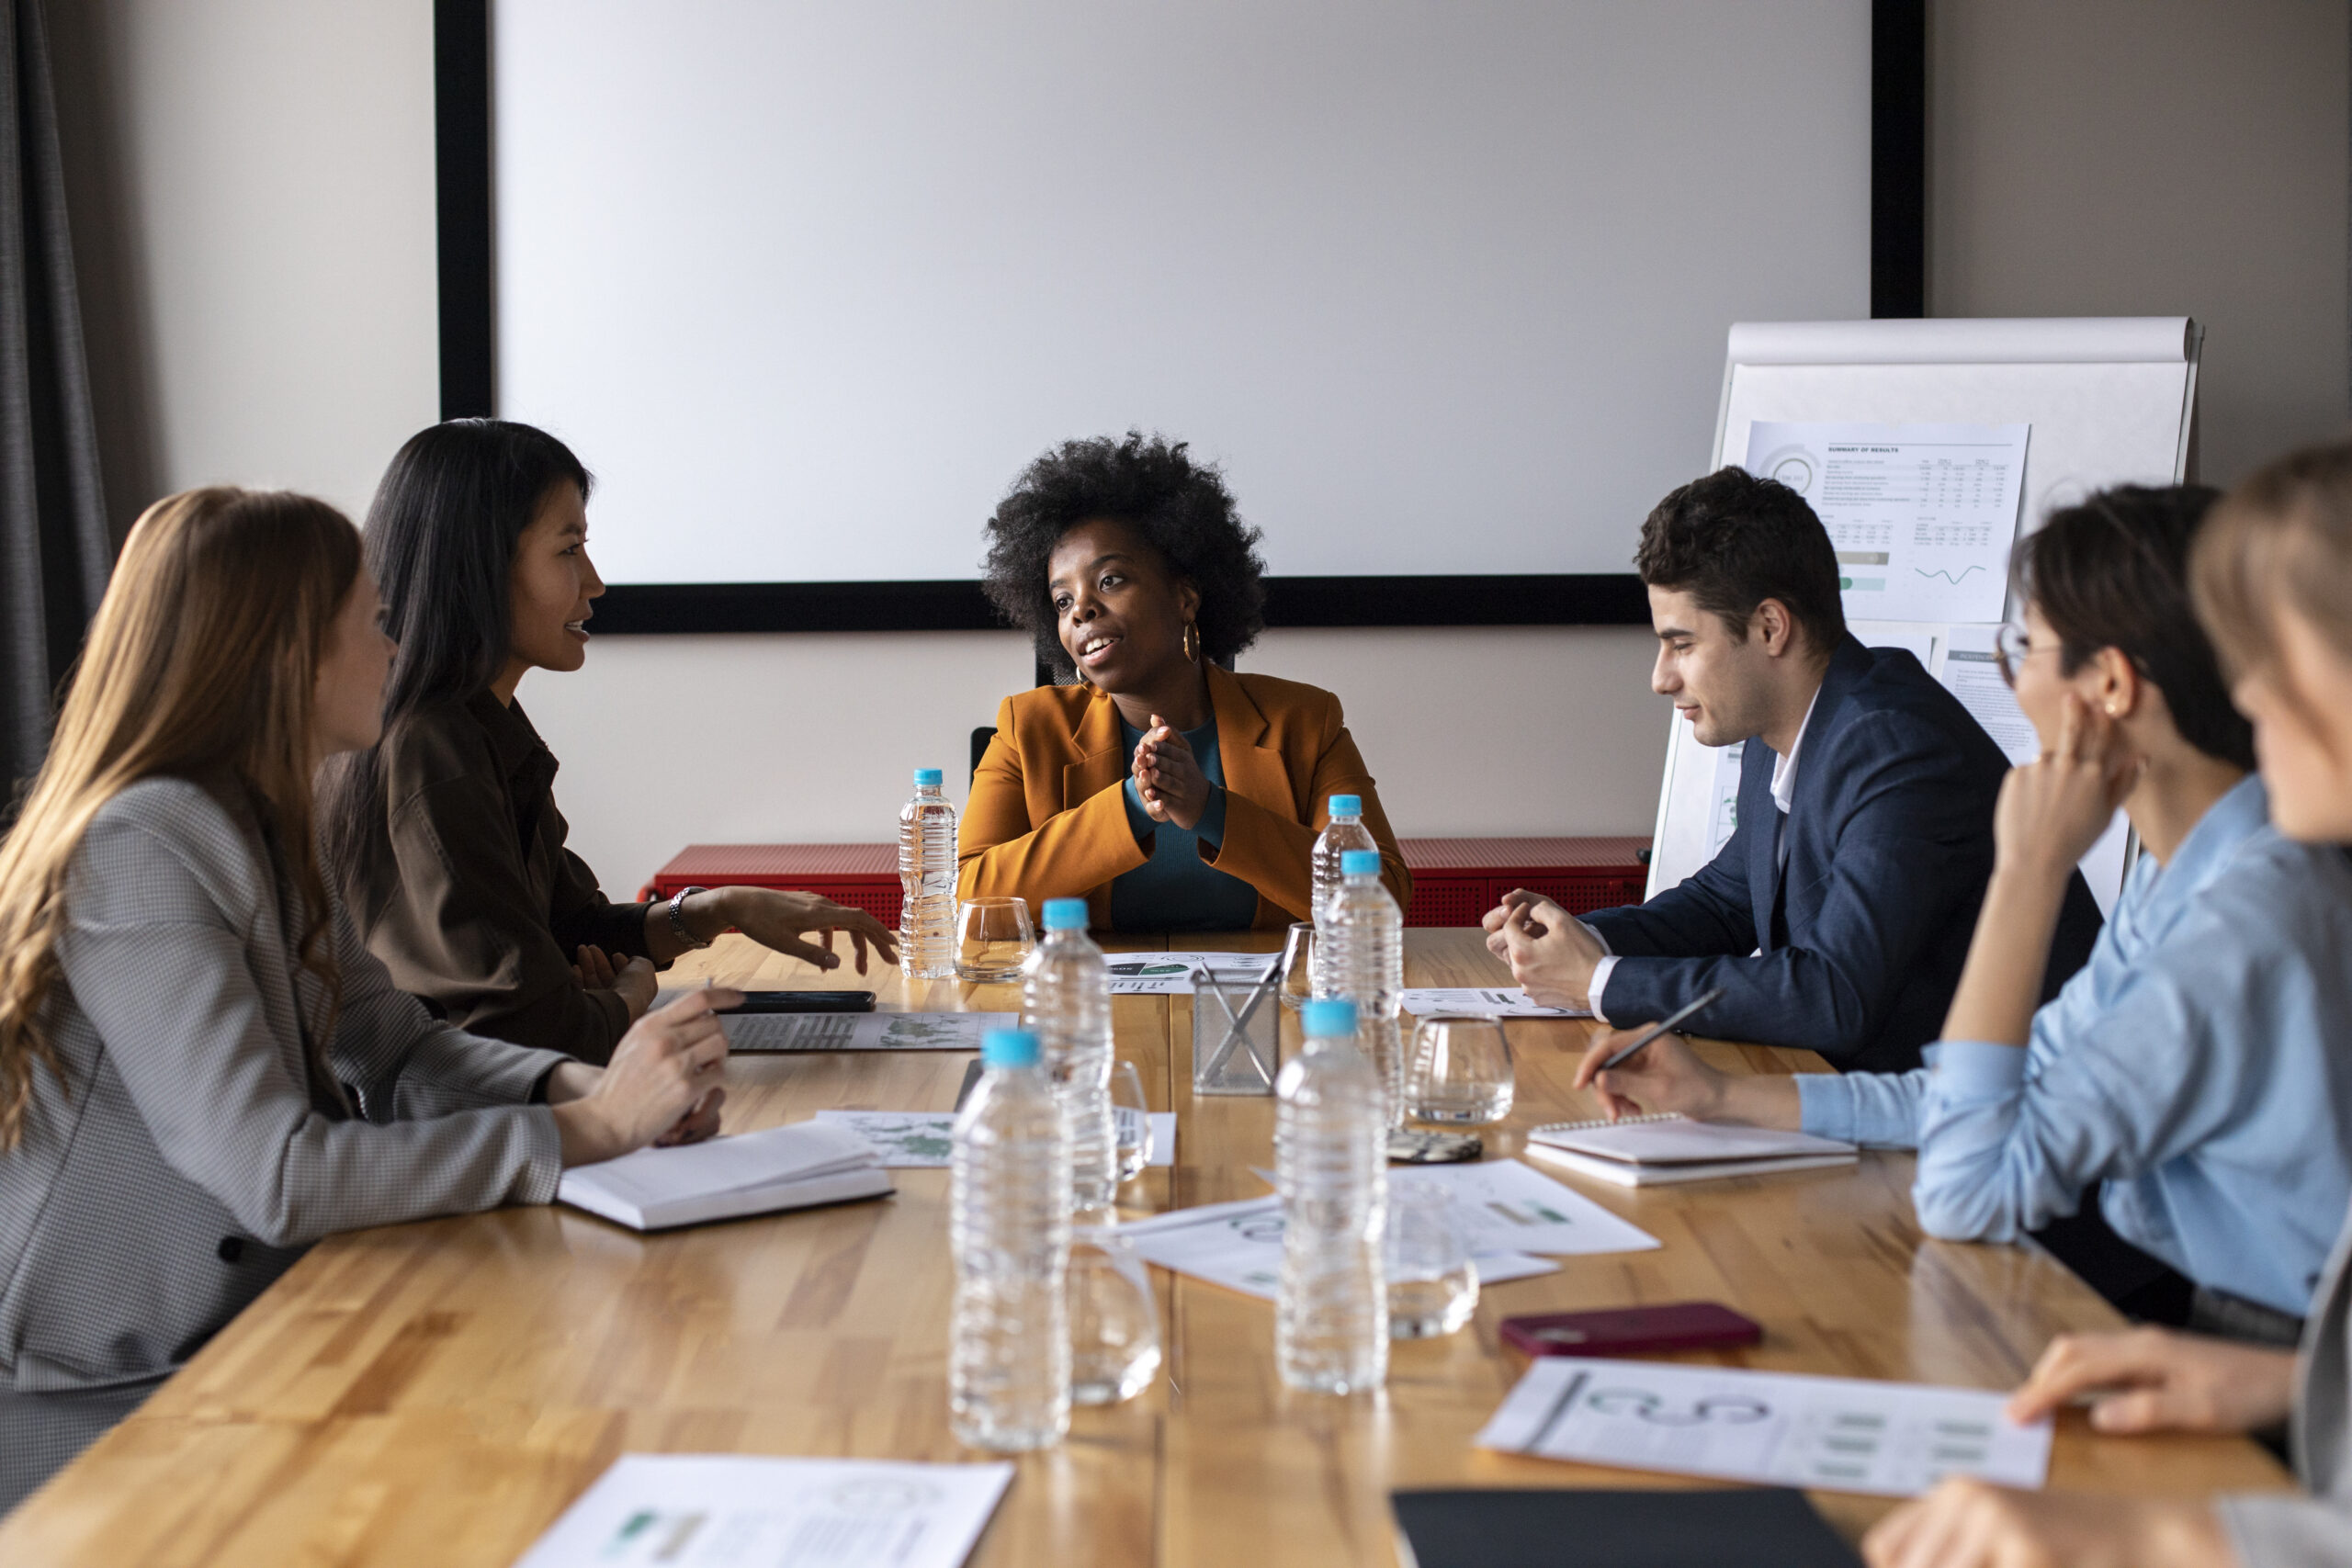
[{"left": 0, "top": 929, "right": 2289, "bottom": 1564}]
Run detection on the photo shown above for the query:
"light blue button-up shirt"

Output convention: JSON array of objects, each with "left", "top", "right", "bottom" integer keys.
[{"left": 1797, "top": 775, "right": 2352, "bottom": 1317}]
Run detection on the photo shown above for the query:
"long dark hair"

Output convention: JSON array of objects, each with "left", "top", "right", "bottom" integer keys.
[
  {"left": 321, "top": 419, "right": 593, "bottom": 875},
  {"left": 2016, "top": 483, "right": 2256, "bottom": 771}
]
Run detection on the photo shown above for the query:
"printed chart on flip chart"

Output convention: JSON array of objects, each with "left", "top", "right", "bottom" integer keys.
[
  {"left": 1477, "top": 1358, "right": 2052, "bottom": 1497},
  {"left": 1746, "top": 421, "right": 2030, "bottom": 625}
]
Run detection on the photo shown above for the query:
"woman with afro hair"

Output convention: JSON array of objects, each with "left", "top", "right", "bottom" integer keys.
[{"left": 963, "top": 432, "right": 1408, "bottom": 931}]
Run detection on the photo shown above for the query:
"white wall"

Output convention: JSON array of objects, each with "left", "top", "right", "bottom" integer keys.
[
  {"left": 60, "top": 0, "right": 2352, "bottom": 890},
  {"left": 72, "top": 0, "right": 440, "bottom": 519}
]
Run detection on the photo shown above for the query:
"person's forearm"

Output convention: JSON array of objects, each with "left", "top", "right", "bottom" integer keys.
[
  {"left": 641, "top": 886, "right": 744, "bottom": 964},
  {"left": 1940, "top": 863, "right": 2071, "bottom": 1047},
  {"left": 551, "top": 1099, "right": 621, "bottom": 1167},
  {"left": 1708, "top": 1072, "right": 1803, "bottom": 1130}
]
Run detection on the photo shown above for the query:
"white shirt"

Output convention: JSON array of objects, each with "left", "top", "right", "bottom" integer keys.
[{"left": 1587, "top": 688, "right": 1822, "bottom": 1022}]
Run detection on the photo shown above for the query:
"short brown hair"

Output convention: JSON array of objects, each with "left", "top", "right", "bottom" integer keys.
[
  {"left": 1634, "top": 467, "right": 1846, "bottom": 651},
  {"left": 2019, "top": 485, "right": 2252, "bottom": 771},
  {"left": 2193, "top": 438, "right": 2352, "bottom": 682}
]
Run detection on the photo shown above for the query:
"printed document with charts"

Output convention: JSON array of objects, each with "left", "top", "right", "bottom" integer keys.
[
  {"left": 1479, "top": 1358, "right": 2051, "bottom": 1497},
  {"left": 512, "top": 1454, "right": 1013, "bottom": 1568}
]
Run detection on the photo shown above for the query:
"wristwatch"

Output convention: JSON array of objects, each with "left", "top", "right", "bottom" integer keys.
[{"left": 667, "top": 886, "right": 713, "bottom": 951}]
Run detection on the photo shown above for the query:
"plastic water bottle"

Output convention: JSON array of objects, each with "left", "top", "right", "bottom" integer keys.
[
  {"left": 899, "top": 767, "right": 958, "bottom": 980},
  {"left": 1309, "top": 794, "right": 1376, "bottom": 998},
  {"left": 1275, "top": 998, "right": 1388, "bottom": 1393},
  {"left": 1326, "top": 848, "right": 1406, "bottom": 1127},
  {"left": 1023, "top": 897, "right": 1117, "bottom": 1216},
  {"left": 949, "top": 1028, "right": 1072, "bottom": 1450}
]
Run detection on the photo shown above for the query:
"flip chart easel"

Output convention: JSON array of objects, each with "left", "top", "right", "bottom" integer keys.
[{"left": 1645, "top": 318, "right": 2202, "bottom": 916}]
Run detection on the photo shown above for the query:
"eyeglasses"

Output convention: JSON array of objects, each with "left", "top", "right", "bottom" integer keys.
[{"left": 1994, "top": 623, "right": 2063, "bottom": 688}]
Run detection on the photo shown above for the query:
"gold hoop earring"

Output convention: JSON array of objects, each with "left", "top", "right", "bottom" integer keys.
[{"left": 1182, "top": 621, "right": 1201, "bottom": 662}]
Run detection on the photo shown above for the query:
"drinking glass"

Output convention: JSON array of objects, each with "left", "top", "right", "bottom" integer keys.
[
  {"left": 1408, "top": 1013, "right": 1515, "bottom": 1124},
  {"left": 954, "top": 897, "right": 1035, "bottom": 983},
  {"left": 1069, "top": 1227, "right": 1162, "bottom": 1404},
  {"left": 1276, "top": 921, "right": 1316, "bottom": 1010},
  {"left": 1110, "top": 1060, "right": 1153, "bottom": 1183},
  {"left": 1385, "top": 1185, "right": 1479, "bottom": 1338}
]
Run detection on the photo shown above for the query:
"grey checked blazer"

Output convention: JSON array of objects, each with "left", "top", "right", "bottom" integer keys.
[{"left": 0, "top": 776, "right": 569, "bottom": 1400}]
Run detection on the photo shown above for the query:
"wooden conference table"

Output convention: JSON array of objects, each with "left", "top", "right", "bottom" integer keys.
[{"left": 2, "top": 931, "right": 2290, "bottom": 1563}]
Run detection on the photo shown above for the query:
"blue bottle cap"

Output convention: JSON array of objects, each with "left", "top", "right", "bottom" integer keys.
[
  {"left": 1042, "top": 897, "right": 1090, "bottom": 931},
  {"left": 1340, "top": 850, "right": 1381, "bottom": 876},
  {"left": 1327, "top": 794, "right": 1362, "bottom": 817},
  {"left": 913, "top": 767, "right": 944, "bottom": 788},
  {"left": 981, "top": 1028, "right": 1040, "bottom": 1067},
  {"left": 1301, "top": 998, "right": 1358, "bottom": 1038}
]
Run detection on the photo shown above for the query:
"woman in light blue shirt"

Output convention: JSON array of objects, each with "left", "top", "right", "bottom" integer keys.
[{"left": 1576, "top": 484, "right": 2352, "bottom": 1337}]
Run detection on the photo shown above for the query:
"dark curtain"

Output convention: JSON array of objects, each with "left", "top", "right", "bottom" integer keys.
[{"left": 0, "top": 0, "right": 109, "bottom": 809}]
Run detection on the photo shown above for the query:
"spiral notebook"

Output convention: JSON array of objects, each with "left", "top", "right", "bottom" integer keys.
[{"left": 1524, "top": 1112, "right": 1857, "bottom": 1188}]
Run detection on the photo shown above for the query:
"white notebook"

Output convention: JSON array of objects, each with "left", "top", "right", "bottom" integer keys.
[
  {"left": 1525, "top": 1112, "right": 1858, "bottom": 1188},
  {"left": 558, "top": 1122, "right": 893, "bottom": 1231}
]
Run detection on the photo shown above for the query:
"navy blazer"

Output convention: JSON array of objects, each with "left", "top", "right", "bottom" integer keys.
[{"left": 1588, "top": 635, "right": 2103, "bottom": 1073}]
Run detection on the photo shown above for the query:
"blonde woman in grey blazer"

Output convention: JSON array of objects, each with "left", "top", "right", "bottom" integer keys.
[
  {"left": 0, "top": 489, "right": 735, "bottom": 1513},
  {"left": 1857, "top": 441, "right": 2352, "bottom": 1565}
]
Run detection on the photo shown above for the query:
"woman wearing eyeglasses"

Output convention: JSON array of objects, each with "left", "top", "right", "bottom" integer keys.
[{"left": 1575, "top": 483, "right": 2352, "bottom": 1348}]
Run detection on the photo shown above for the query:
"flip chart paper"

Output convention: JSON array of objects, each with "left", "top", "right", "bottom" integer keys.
[
  {"left": 1745, "top": 421, "right": 2030, "bottom": 623},
  {"left": 1478, "top": 1358, "right": 2052, "bottom": 1497}
]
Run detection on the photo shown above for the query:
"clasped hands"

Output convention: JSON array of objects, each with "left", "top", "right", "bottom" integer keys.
[
  {"left": 1132, "top": 714, "right": 1215, "bottom": 832},
  {"left": 1480, "top": 887, "right": 1605, "bottom": 1012}
]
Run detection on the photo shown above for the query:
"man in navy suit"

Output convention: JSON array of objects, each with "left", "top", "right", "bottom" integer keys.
[{"left": 1490, "top": 466, "right": 2102, "bottom": 1074}]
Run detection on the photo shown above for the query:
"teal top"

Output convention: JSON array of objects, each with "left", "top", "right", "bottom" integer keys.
[{"left": 1112, "top": 718, "right": 1261, "bottom": 931}]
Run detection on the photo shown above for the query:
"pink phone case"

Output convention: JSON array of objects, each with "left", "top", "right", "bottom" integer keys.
[{"left": 1499, "top": 1302, "right": 1763, "bottom": 1359}]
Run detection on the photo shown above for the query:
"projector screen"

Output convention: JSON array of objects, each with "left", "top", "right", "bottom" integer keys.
[{"left": 491, "top": 1, "right": 1871, "bottom": 591}]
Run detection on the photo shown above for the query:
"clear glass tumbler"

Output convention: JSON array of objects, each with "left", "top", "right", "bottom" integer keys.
[
  {"left": 1276, "top": 921, "right": 1316, "bottom": 1011},
  {"left": 1385, "top": 1184, "right": 1479, "bottom": 1338},
  {"left": 1110, "top": 1060, "right": 1153, "bottom": 1183},
  {"left": 1408, "top": 1013, "right": 1515, "bottom": 1124},
  {"left": 954, "top": 897, "right": 1035, "bottom": 983},
  {"left": 1069, "top": 1227, "right": 1162, "bottom": 1404}
]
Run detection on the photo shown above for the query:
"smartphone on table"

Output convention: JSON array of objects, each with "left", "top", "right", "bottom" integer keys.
[{"left": 1499, "top": 1302, "right": 1762, "bottom": 1359}]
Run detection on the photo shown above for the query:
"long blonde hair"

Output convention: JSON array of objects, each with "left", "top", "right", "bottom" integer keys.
[{"left": 0, "top": 487, "right": 362, "bottom": 1148}]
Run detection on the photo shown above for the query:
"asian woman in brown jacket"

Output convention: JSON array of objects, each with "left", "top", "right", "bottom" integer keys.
[{"left": 322, "top": 421, "right": 898, "bottom": 1064}]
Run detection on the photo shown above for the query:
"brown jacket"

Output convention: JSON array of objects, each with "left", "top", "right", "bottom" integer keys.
[
  {"left": 341, "top": 693, "right": 652, "bottom": 1063},
  {"left": 959, "top": 664, "right": 1410, "bottom": 929}
]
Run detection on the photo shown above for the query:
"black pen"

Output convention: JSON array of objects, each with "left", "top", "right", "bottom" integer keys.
[{"left": 1593, "top": 986, "right": 1727, "bottom": 1074}]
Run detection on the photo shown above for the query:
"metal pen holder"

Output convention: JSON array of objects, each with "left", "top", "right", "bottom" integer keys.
[{"left": 1192, "top": 967, "right": 1281, "bottom": 1095}]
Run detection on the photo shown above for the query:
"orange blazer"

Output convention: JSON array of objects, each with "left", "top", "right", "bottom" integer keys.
[{"left": 958, "top": 663, "right": 1412, "bottom": 931}]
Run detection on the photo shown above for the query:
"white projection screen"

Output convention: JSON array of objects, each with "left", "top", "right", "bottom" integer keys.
[{"left": 492, "top": 1, "right": 1871, "bottom": 591}]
